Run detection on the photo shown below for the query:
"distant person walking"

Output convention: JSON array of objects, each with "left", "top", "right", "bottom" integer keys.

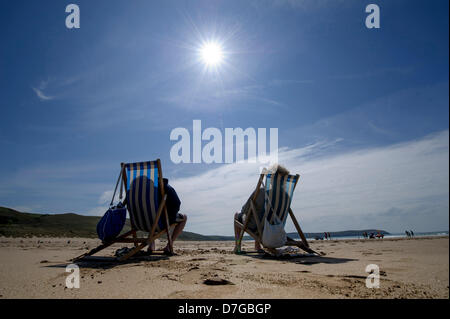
[
  {"left": 324, "top": 232, "right": 328, "bottom": 240},
  {"left": 405, "top": 230, "right": 410, "bottom": 238},
  {"left": 328, "top": 232, "right": 331, "bottom": 240},
  {"left": 410, "top": 230, "right": 414, "bottom": 237}
]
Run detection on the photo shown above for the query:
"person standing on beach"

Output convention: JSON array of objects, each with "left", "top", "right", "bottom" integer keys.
[
  {"left": 410, "top": 230, "right": 414, "bottom": 237},
  {"left": 324, "top": 232, "right": 328, "bottom": 240}
]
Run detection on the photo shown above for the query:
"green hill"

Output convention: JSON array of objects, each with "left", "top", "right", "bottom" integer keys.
[
  {"left": 0, "top": 206, "right": 237, "bottom": 240},
  {"left": 0, "top": 206, "right": 106, "bottom": 238}
]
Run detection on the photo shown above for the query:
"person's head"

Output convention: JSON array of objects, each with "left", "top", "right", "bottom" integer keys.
[{"left": 267, "top": 163, "right": 290, "bottom": 176}]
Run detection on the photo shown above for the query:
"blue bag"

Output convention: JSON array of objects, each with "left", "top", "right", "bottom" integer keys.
[{"left": 97, "top": 202, "right": 127, "bottom": 242}]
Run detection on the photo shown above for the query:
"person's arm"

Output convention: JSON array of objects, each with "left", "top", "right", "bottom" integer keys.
[
  {"left": 255, "top": 188, "right": 266, "bottom": 218},
  {"left": 241, "top": 190, "right": 256, "bottom": 214}
]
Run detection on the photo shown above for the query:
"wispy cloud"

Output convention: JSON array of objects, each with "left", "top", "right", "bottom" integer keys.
[
  {"left": 169, "top": 130, "right": 449, "bottom": 235},
  {"left": 327, "top": 66, "right": 415, "bottom": 81},
  {"left": 159, "top": 77, "right": 314, "bottom": 112},
  {"left": 253, "top": 0, "right": 354, "bottom": 11},
  {"left": 31, "top": 76, "right": 82, "bottom": 101},
  {"left": 1, "top": 130, "right": 447, "bottom": 235},
  {"left": 32, "top": 87, "right": 54, "bottom": 101},
  {"left": 159, "top": 83, "right": 285, "bottom": 111},
  {"left": 98, "top": 190, "right": 114, "bottom": 205},
  {"left": 269, "top": 79, "right": 314, "bottom": 86}
]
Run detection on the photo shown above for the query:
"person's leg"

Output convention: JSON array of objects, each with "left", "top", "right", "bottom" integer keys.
[
  {"left": 164, "top": 214, "right": 187, "bottom": 253},
  {"left": 171, "top": 214, "right": 187, "bottom": 242},
  {"left": 234, "top": 213, "right": 242, "bottom": 240},
  {"left": 234, "top": 212, "right": 243, "bottom": 253},
  {"left": 234, "top": 212, "right": 262, "bottom": 252}
]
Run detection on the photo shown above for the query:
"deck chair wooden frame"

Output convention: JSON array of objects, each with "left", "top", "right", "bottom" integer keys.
[
  {"left": 234, "top": 172, "right": 319, "bottom": 255},
  {"left": 74, "top": 159, "right": 178, "bottom": 262}
]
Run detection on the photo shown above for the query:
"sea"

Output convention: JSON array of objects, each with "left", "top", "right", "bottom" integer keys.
[{"left": 307, "top": 231, "right": 449, "bottom": 241}]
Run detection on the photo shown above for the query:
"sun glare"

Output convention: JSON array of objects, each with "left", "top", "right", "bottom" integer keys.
[{"left": 199, "top": 42, "right": 224, "bottom": 67}]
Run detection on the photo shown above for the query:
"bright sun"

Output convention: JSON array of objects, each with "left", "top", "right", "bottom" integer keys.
[{"left": 199, "top": 42, "right": 224, "bottom": 67}]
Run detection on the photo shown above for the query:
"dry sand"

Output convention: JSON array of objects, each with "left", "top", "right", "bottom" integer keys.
[{"left": 0, "top": 236, "right": 448, "bottom": 299}]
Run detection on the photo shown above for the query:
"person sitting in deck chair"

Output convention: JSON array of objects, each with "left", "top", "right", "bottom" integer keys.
[
  {"left": 148, "top": 178, "right": 187, "bottom": 255},
  {"left": 234, "top": 164, "right": 290, "bottom": 253}
]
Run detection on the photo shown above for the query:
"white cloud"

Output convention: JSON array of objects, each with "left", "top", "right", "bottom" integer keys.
[
  {"left": 170, "top": 130, "right": 449, "bottom": 235},
  {"left": 31, "top": 76, "right": 81, "bottom": 102},
  {"left": 86, "top": 206, "right": 108, "bottom": 216},
  {"left": 98, "top": 190, "right": 114, "bottom": 205},
  {"left": 159, "top": 83, "right": 284, "bottom": 111},
  {"left": 2, "top": 131, "right": 447, "bottom": 235},
  {"left": 32, "top": 87, "right": 54, "bottom": 101},
  {"left": 253, "top": 0, "right": 353, "bottom": 11}
]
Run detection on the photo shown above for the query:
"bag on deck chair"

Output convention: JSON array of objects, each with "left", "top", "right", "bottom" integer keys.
[
  {"left": 261, "top": 215, "right": 287, "bottom": 248},
  {"left": 97, "top": 202, "right": 127, "bottom": 242}
]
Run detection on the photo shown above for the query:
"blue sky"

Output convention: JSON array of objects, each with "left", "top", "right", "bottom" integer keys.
[{"left": 0, "top": 0, "right": 448, "bottom": 235}]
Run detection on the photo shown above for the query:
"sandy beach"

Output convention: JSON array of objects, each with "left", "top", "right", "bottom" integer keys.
[{"left": 0, "top": 236, "right": 448, "bottom": 299}]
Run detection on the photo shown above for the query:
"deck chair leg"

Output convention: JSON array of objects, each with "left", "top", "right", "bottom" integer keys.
[
  {"left": 132, "top": 230, "right": 138, "bottom": 247},
  {"left": 249, "top": 202, "right": 263, "bottom": 240},
  {"left": 240, "top": 173, "right": 266, "bottom": 250},
  {"left": 118, "top": 226, "right": 175, "bottom": 262},
  {"left": 72, "top": 230, "right": 134, "bottom": 261},
  {"left": 117, "top": 241, "right": 149, "bottom": 261},
  {"left": 163, "top": 207, "right": 173, "bottom": 253},
  {"left": 235, "top": 220, "right": 265, "bottom": 253},
  {"left": 73, "top": 243, "right": 109, "bottom": 262},
  {"left": 118, "top": 195, "right": 168, "bottom": 262},
  {"left": 289, "top": 208, "right": 309, "bottom": 247},
  {"left": 286, "top": 237, "right": 320, "bottom": 255}
]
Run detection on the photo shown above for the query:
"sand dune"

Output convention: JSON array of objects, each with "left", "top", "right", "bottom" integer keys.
[{"left": 0, "top": 236, "right": 448, "bottom": 299}]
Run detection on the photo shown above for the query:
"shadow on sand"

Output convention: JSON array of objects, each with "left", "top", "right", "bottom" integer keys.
[
  {"left": 238, "top": 250, "right": 357, "bottom": 265},
  {"left": 43, "top": 252, "right": 171, "bottom": 270}
]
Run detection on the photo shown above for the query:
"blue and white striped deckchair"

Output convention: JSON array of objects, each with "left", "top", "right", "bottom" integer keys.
[
  {"left": 235, "top": 171, "right": 318, "bottom": 255},
  {"left": 263, "top": 173, "right": 298, "bottom": 226},
  {"left": 124, "top": 161, "right": 164, "bottom": 233},
  {"left": 74, "top": 159, "right": 176, "bottom": 262}
]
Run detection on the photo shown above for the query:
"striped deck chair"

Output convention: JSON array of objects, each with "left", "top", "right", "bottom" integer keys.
[
  {"left": 74, "top": 159, "right": 177, "bottom": 262},
  {"left": 234, "top": 171, "right": 319, "bottom": 255}
]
